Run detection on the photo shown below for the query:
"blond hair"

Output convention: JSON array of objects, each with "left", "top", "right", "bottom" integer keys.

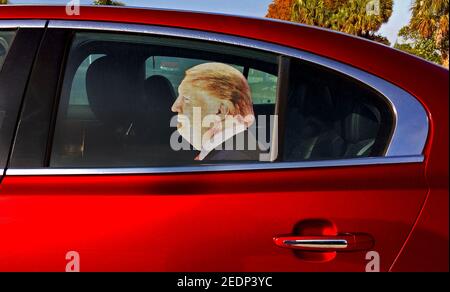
[{"left": 184, "top": 63, "right": 254, "bottom": 123}]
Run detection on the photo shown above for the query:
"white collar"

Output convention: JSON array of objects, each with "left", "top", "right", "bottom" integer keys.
[{"left": 196, "top": 122, "right": 247, "bottom": 161}]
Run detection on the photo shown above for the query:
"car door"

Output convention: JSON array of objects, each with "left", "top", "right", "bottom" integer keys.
[
  {"left": 0, "top": 20, "right": 429, "bottom": 272},
  {"left": 0, "top": 20, "right": 45, "bottom": 215}
]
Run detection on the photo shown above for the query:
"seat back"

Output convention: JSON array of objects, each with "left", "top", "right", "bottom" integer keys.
[
  {"left": 84, "top": 55, "right": 140, "bottom": 163},
  {"left": 342, "top": 103, "right": 381, "bottom": 157}
]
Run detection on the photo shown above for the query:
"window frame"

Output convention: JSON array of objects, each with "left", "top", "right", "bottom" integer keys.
[
  {"left": 0, "top": 20, "right": 46, "bottom": 175},
  {"left": 7, "top": 20, "right": 428, "bottom": 174}
]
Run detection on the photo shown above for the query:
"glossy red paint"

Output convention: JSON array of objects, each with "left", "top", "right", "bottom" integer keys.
[
  {"left": 0, "top": 164, "right": 428, "bottom": 271},
  {"left": 0, "top": 5, "right": 448, "bottom": 271},
  {"left": 1, "top": 6, "right": 447, "bottom": 178},
  {"left": 390, "top": 188, "right": 449, "bottom": 271}
]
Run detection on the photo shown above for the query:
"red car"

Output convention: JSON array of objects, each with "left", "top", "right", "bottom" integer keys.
[{"left": 0, "top": 5, "right": 448, "bottom": 272}]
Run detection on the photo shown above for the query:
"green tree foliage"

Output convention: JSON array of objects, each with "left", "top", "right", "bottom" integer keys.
[
  {"left": 396, "top": 0, "right": 448, "bottom": 67},
  {"left": 395, "top": 26, "right": 442, "bottom": 64},
  {"left": 266, "top": 0, "right": 393, "bottom": 45},
  {"left": 93, "top": 0, "right": 125, "bottom": 6},
  {"left": 0, "top": 0, "right": 9, "bottom": 4}
]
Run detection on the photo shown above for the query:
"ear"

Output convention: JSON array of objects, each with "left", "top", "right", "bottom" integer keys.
[{"left": 217, "top": 100, "right": 233, "bottom": 118}]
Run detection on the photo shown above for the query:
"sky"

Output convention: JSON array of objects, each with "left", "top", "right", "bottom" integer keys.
[
  {"left": 8, "top": 0, "right": 412, "bottom": 45},
  {"left": 378, "top": 0, "right": 412, "bottom": 45}
]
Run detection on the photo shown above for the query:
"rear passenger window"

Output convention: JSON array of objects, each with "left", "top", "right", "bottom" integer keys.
[
  {"left": 0, "top": 30, "right": 16, "bottom": 167},
  {"left": 145, "top": 56, "right": 244, "bottom": 90},
  {"left": 145, "top": 57, "right": 276, "bottom": 105},
  {"left": 283, "top": 60, "right": 393, "bottom": 161},
  {"left": 0, "top": 30, "right": 15, "bottom": 72},
  {"left": 248, "top": 69, "right": 277, "bottom": 105},
  {"left": 50, "top": 31, "right": 394, "bottom": 169},
  {"left": 51, "top": 32, "right": 278, "bottom": 167}
]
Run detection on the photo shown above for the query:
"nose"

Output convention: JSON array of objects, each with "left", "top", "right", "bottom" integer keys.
[{"left": 171, "top": 96, "right": 182, "bottom": 113}]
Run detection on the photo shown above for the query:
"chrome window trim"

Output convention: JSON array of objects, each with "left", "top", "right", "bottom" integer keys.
[
  {"left": 6, "top": 155, "right": 424, "bottom": 176},
  {"left": 5, "top": 19, "right": 425, "bottom": 176},
  {"left": 0, "top": 20, "right": 47, "bottom": 28}
]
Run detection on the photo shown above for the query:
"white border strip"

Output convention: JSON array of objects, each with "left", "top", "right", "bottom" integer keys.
[{"left": 0, "top": 20, "right": 46, "bottom": 28}]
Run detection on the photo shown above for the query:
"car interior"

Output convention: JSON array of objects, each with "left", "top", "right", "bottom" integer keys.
[
  {"left": 0, "top": 30, "right": 16, "bottom": 75},
  {"left": 51, "top": 38, "right": 278, "bottom": 167},
  {"left": 284, "top": 60, "right": 393, "bottom": 161},
  {"left": 50, "top": 35, "right": 393, "bottom": 167}
]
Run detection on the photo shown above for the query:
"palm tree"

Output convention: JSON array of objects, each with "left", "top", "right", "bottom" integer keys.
[
  {"left": 291, "top": 0, "right": 328, "bottom": 26},
  {"left": 266, "top": 0, "right": 295, "bottom": 20},
  {"left": 93, "top": 0, "right": 125, "bottom": 6},
  {"left": 268, "top": 0, "right": 393, "bottom": 44},
  {"left": 408, "top": 0, "right": 449, "bottom": 66},
  {"left": 335, "top": 0, "right": 392, "bottom": 40}
]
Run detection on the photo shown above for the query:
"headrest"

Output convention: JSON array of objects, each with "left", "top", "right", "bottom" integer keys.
[
  {"left": 287, "top": 82, "right": 307, "bottom": 109},
  {"left": 86, "top": 55, "right": 137, "bottom": 126},
  {"left": 133, "top": 75, "right": 177, "bottom": 140},
  {"left": 344, "top": 103, "right": 381, "bottom": 143},
  {"left": 143, "top": 75, "right": 176, "bottom": 112},
  {"left": 302, "top": 85, "right": 334, "bottom": 119}
]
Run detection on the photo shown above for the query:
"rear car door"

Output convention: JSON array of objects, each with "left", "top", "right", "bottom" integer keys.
[{"left": 0, "top": 21, "right": 429, "bottom": 271}]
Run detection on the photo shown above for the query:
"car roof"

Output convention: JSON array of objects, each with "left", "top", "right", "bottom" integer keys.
[
  {"left": 0, "top": 5, "right": 448, "bottom": 105},
  {"left": 0, "top": 4, "right": 389, "bottom": 45}
]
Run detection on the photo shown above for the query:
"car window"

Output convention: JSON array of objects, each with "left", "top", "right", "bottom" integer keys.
[
  {"left": 0, "top": 30, "right": 16, "bottom": 168},
  {"left": 51, "top": 31, "right": 394, "bottom": 169},
  {"left": 0, "top": 30, "right": 15, "bottom": 72},
  {"left": 283, "top": 59, "right": 394, "bottom": 161},
  {"left": 69, "top": 54, "right": 105, "bottom": 106},
  {"left": 51, "top": 32, "right": 278, "bottom": 167},
  {"left": 247, "top": 69, "right": 277, "bottom": 105},
  {"left": 145, "top": 57, "right": 276, "bottom": 105},
  {"left": 145, "top": 56, "right": 244, "bottom": 89}
]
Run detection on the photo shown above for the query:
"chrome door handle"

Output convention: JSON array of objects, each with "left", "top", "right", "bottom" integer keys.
[
  {"left": 273, "top": 234, "right": 374, "bottom": 252},
  {"left": 283, "top": 239, "right": 348, "bottom": 249}
]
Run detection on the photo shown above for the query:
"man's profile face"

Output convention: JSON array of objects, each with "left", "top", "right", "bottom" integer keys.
[{"left": 171, "top": 77, "right": 222, "bottom": 150}]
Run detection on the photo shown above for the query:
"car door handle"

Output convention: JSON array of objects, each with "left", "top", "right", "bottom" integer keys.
[{"left": 273, "top": 233, "right": 374, "bottom": 252}]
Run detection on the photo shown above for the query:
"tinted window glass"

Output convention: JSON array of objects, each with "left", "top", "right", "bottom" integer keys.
[
  {"left": 145, "top": 57, "right": 276, "bottom": 105},
  {"left": 51, "top": 32, "right": 278, "bottom": 167},
  {"left": 69, "top": 54, "right": 105, "bottom": 106},
  {"left": 0, "top": 30, "right": 16, "bottom": 168},
  {"left": 145, "top": 56, "right": 244, "bottom": 88},
  {"left": 0, "top": 30, "right": 15, "bottom": 72},
  {"left": 248, "top": 68, "right": 277, "bottom": 105},
  {"left": 283, "top": 59, "right": 393, "bottom": 161}
]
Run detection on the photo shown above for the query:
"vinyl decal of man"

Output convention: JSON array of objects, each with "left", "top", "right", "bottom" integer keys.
[{"left": 171, "top": 62, "right": 262, "bottom": 161}]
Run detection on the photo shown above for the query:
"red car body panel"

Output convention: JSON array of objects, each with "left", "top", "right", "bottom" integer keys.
[
  {"left": 390, "top": 187, "right": 449, "bottom": 271},
  {"left": 0, "top": 6, "right": 448, "bottom": 271},
  {"left": 0, "top": 165, "right": 428, "bottom": 271}
]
